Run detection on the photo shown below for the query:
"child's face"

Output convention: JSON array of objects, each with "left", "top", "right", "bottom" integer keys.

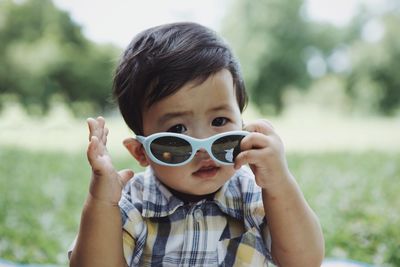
[{"left": 141, "top": 69, "right": 242, "bottom": 195}]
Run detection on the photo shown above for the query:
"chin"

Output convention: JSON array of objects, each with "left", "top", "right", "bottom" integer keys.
[{"left": 195, "top": 177, "right": 229, "bottom": 195}]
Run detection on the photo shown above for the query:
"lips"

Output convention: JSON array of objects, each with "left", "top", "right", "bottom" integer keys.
[{"left": 193, "top": 164, "right": 219, "bottom": 178}]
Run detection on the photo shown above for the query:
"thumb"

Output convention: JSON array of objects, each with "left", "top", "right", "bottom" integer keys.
[{"left": 118, "top": 169, "right": 135, "bottom": 186}]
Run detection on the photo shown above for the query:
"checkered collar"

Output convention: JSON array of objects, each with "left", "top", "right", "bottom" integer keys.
[{"left": 141, "top": 167, "right": 260, "bottom": 221}]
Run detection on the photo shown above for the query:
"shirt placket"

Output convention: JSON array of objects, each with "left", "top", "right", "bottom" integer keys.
[{"left": 180, "top": 204, "right": 206, "bottom": 266}]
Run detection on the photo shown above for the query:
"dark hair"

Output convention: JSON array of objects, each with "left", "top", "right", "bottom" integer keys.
[{"left": 113, "top": 22, "right": 247, "bottom": 135}]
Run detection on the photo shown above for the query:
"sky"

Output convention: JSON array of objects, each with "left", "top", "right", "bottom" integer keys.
[
  {"left": 53, "top": 0, "right": 229, "bottom": 47},
  {"left": 53, "top": 0, "right": 380, "bottom": 48}
]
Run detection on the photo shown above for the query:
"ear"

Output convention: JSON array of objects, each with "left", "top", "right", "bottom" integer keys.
[{"left": 123, "top": 138, "right": 150, "bottom": 167}]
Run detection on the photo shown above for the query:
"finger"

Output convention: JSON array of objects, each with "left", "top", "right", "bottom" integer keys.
[
  {"left": 234, "top": 149, "right": 264, "bottom": 169},
  {"left": 87, "top": 136, "right": 100, "bottom": 165},
  {"left": 97, "top": 117, "right": 108, "bottom": 143},
  {"left": 88, "top": 117, "right": 106, "bottom": 141},
  {"left": 96, "top": 116, "right": 106, "bottom": 129},
  {"left": 87, "top": 117, "right": 102, "bottom": 139},
  {"left": 102, "top": 127, "right": 109, "bottom": 145},
  {"left": 240, "top": 132, "right": 270, "bottom": 151},
  {"left": 243, "top": 119, "right": 275, "bottom": 135},
  {"left": 257, "top": 119, "right": 275, "bottom": 130},
  {"left": 87, "top": 117, "right": 97, "bottom": 140},
  {"left": 118, "top": 169, "right": 135, "bottom": 186}
]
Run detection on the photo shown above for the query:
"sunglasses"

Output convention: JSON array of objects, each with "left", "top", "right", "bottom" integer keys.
[{"left": 136, "top": 131, "right": 249, "bottom": 166}]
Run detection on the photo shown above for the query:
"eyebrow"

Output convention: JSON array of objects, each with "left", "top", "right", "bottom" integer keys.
[
  {"left": 208, "top": 104, "right": 235, "bottom": 113},
  {"left": 157, "top": 104, "right": 235, "bottom": 125},
  {"left": 157, "top": 111, "right": 194, "bottom": 125}
]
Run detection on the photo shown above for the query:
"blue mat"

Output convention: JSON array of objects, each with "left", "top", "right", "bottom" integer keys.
[
  {"left": 322, "top": 258, "right": 375, "bottom": 267},
  {"left": 0, "top": 258, "right": 375, "bottom": 267}
]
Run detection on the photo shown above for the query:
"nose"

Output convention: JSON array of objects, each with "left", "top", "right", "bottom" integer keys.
[
  {"left": 190, "top": 130, "right": 215, "bottom": 158},
  {"left": 195, "top": 148, "right": 208, "bottom": 154},
  {"left": 195, "top": 148, "right": 212, "bottom": 159},
  {"left": 190, "top": 126, "right": 215, "bottom": 140}
]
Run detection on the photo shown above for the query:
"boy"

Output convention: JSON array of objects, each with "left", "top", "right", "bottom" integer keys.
[{"left": 69, "top": 22, "right": 324, "bottom": 266}]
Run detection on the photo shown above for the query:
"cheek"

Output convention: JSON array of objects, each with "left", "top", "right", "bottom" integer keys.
[
  {"left": 222, "top": 166, "right": 236, "bottom": 178},
  {"left": 150, "top": 164, "right": 190, "bottom": 183}
]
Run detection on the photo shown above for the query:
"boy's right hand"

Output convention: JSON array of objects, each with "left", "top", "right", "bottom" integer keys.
[{"left": 86, "top": 116, "right": 134, "bottom": 205}]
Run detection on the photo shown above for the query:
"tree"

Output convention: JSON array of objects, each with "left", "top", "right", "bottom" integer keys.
[
  {"left": 346, "top": 9, "right": 400, "bottom": 115},
  {"left": 0, "top": 0, "right": 119, "bottom": 114},
  {"left": 222, "top": 0, "right": 400, "bottom": 115},
  {"left": 221, "top": 0, "right": 312, "bottom": 113}
]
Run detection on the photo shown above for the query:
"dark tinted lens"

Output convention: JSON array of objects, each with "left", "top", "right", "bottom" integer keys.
[
  {"left": 211, "top": 135, "right": 244, "bottom": 163},
  {"left": 150, "top": 136, "right": 192, "bottom": 164}
]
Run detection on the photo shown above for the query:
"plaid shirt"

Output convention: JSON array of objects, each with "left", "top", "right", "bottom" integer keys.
[{"left": 120, "top": 167, "right": 273, "bottom": 267}]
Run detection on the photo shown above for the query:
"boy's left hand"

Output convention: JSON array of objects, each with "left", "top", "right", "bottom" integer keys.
[{"left": 235, "top": 119, "right": 290, "bottom": 189}]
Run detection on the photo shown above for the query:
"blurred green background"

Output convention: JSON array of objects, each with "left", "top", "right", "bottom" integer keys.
[{"left": 0, "top": 0, "right": 399, "bottom": 266}]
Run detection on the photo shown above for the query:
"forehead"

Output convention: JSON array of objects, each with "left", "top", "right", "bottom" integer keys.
[
  {"left": 147, "top": 69, "right": 236, "bottom": 109},
  {"left": 142, "top": 69, "right": 239, "bottom": 130}
]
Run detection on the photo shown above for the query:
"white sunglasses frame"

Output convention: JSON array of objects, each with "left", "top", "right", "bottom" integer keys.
[{"left": 136, "top": 130, "right": 249, "bottom": 166}]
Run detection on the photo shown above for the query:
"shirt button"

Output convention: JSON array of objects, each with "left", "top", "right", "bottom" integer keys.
[{"left": 194, "top": 209, "right": 203, "bottom": 221}]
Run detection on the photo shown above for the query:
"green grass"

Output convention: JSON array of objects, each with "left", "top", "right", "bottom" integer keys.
[
  {"left": 0, "top": 146, "right": 140, "bottom": 265},
  {"left": 0, "top": 147, "right": 399, "bottom": 266},
  {"left": 289, "top": 152, "right": 400, "bottom": 266}
]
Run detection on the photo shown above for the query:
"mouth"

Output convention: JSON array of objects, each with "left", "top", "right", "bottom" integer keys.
[{"left": 192, "top": 164, "right": 220, "bottom": 178}]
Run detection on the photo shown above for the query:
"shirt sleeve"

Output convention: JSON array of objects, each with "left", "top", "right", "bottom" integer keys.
[
  {"left": 119, "top": 177, "right": 146, "bottom": 266},
  {"left": 239, "top": 167, "right": 274, "bottom": 263},
  {"left": 122, "top": 223, "right": 136, "bottom": 265},
  {"left": 261, "top": 217, "right": 274, "bottom": 263}
]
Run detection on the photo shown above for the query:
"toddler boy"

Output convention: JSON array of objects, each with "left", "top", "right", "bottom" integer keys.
[{"left": 69, "top": 22, "right": 324, "bottom": 267}]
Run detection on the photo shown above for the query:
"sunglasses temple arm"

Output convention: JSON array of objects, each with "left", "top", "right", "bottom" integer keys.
[{"left": 135, "top": 135, "right": 145, "bottom": 144}]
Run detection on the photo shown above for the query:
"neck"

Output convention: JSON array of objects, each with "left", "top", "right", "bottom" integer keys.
[{"left": 162, "top": 183, "right": 219, "bottom": 204}]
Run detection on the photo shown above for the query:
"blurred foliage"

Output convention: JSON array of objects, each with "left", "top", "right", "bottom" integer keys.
[
  {"left": 346, "top": 9, "right": 400, "bottom": 115},
  {"left": 1, "top": 0, "right": 400, "bottom": 116},
  {"left": 222, "top": 0, "right": 311, "bottom": 113},
  {"left": 222, "top": 0, "right": 400, "bottom": 115},
  {"left": 0, "top": 0, "right": 120, "bottom": 115}
]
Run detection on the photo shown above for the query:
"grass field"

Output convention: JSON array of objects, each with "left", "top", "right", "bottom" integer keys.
[
  {"left": 0, "top": 103, "right": 399, "bottom": 266},
  {"left": 1, "top": 148, "right": 399, "bottom": 266},
  {"left": 0, "top": 147, "right": 137, "bottom": 265}
]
